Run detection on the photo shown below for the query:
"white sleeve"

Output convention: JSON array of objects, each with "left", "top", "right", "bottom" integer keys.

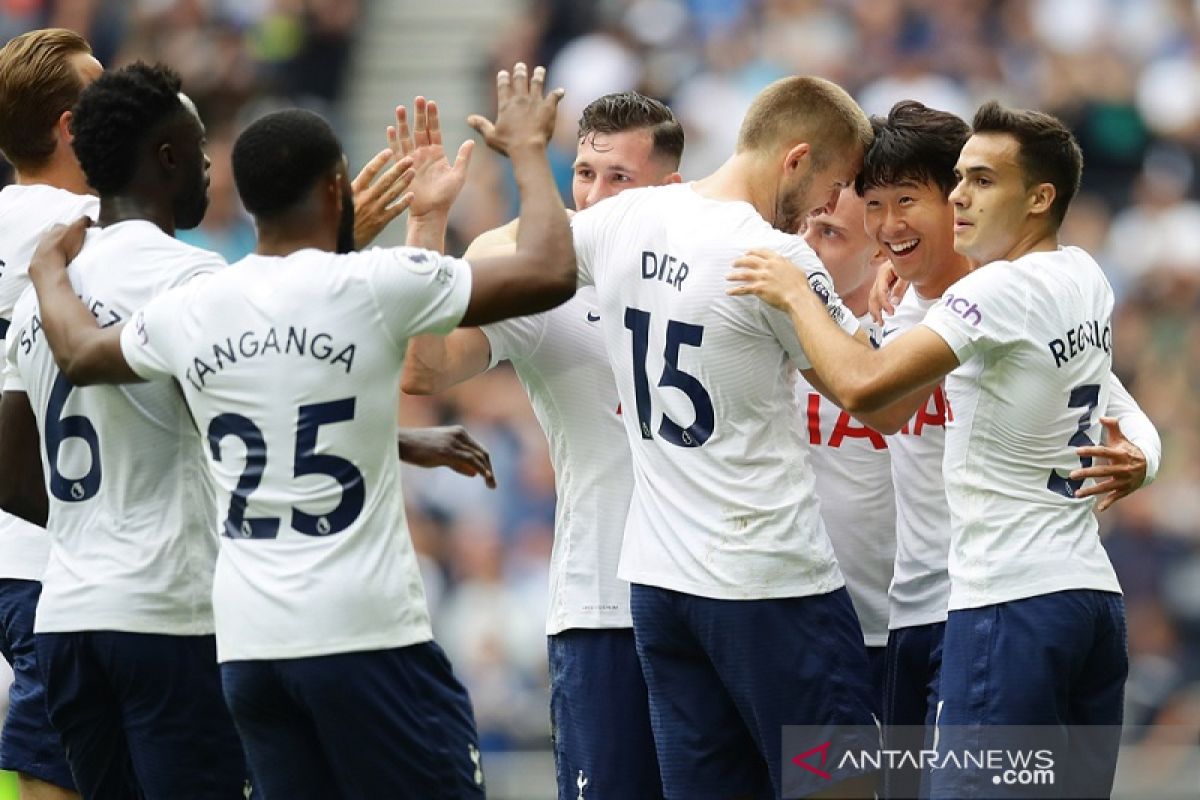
[
  {"left": 1104, "top": 372, "right": 1161, "bottom": 485},
  {"left": 165, "top": 249, "right": 225, "bottom": 290},
  {"left": 119, "top": 285, "right": 192, "bottom": 382},
  {"left": 481, "top": 312, "right": 550, "bottom": 368},
  {"left": 3, "top": 333, "right": 22, "bottom": 392},
  {"left": 367, "top": 247, "right": 474, "bottom": 348},
  {"left": 570, "top": 204, "right": 604, "bottom": 288},
  {"left": 919, "top": 263, "right": 1025, "bottom": 362}
]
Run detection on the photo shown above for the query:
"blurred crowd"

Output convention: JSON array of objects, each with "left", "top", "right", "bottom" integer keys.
[{"left": 2, "top": 0, "right": 1199, "bottom": 754}]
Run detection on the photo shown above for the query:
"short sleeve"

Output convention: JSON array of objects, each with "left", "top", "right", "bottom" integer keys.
[
  {"left": 919, "top": 262, "right": 1026, "bottom": 363},
  {"left": 481, "top": 312, "right": 550, "bottom": 368},
  {"left": 120, "top": 284, "right": 193, "bottom": 382},
  {"left": 570, "top": 203, "right": 607, "bottom": 288},
  {"left": 366, "top": 247, "right": 474, "bottom": 348},
  {"left": 3, "top": 321, "right": 24, "bottom": 393}
]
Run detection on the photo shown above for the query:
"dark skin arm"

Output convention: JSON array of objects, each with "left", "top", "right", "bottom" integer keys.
[
  {"left": 397, "top": 425, "right": 496, "bottom": 488},
  {"left": 458, "top": 62, "right": 575, "bottom": 326},
  {"left": 27, "top": 216, "right": 141, "bottom": 386},
  {"left": 0, "top": 391, "right": 48, "bottom": 526}
]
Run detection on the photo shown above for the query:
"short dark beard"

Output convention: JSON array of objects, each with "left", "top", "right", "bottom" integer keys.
[{"left": 335, "top": 193, "right": 356, "bottom": 253}]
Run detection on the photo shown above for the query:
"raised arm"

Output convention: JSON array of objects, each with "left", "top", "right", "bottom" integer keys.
[
  {"left": 459, "top": 63, "right": 574, "bottom": 326},
  {"left": 27, "top": 217, "right": 141, "bottom": 386},
  {"left": 730, "top": 248, "right": 958, "bottom": 415}
]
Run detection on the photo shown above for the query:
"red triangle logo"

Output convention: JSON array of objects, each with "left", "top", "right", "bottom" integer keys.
[{"left": 791, "top": 741, "right": 832, "bottom": 780}]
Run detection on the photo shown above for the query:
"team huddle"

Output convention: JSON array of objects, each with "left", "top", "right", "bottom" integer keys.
[{"left": 0, "top": 25, "right": 1159, "bottom": 800}]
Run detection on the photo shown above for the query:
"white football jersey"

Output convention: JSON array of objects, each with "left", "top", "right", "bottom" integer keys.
[
  {"left": 0, "top": 183, "right": 98, "bottom": 581},
  {"left": 482, "top": 286, "right": 634, "bottom": 634},
  {"left": 881, "top": 287, "right": 955, "bottom": 629},
  {"left": 573, "top": 183, "right": 859, "bottom": 600},
  {"left": 120, "top": 246, "right": 472, "bottom": 661},
  {"left": 920, "top": 247, "right": 1122, "bottom": 610},
  {"left": 7, "top": 221, "right": 221, "bottom": 634},
  {"left": 797, "top": 314, "right": 894, "bottom": 646}
]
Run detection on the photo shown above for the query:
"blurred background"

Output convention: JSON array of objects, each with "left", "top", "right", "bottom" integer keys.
[{"left": 1, "top": 0, "right": 1199, "bottom": 797}]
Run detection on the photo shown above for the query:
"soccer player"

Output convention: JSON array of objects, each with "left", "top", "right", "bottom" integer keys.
[
  {"left": 796, "top": 185, "right": 895, "bottom": 712},
  {"left": 23, "top": 62, "right": 575, "bottom": 799},
  {"left": 2, "top": 62, "right": 251, "bottom": 799},
  {"left": 854, "top": 99, "right": 1158, "bottom": 798},
  {"left": 569, "top": 76, "right": 879, "bottom": 798},
  {"left": 728, "top": 101, "right": 1144, "bottom": 796},
  {"left": 400, "top": 91, "right": 682, "bottom": 800},
  {"left": 0, "top": 28, "right": 101, "bottom": 800}
]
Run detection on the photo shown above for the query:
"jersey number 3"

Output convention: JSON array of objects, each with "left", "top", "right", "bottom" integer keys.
[
  {"left": 624, "top": 307, "right": 714, "bottom": 447},
  {"left": 208, "top": 397, "right": 365, "bottom": 539},
  {"left": 1047, "top": 383, "right": 1100, "bottom": 499}
]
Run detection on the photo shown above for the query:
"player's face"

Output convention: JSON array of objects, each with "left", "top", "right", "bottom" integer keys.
[
  {"left": 803, "top": 185, "right": 876, "bottom": 296},
  {"left": 864, "top": 179, "right": 957, "bottom": 287},
  {"left": 335, "top": 160, "right": 355, "bottom": 254},
  {"left": 571, "top": 129, "right": 677, "bottom": 211},
  {"left": 775, "top": 147, "right": 860, "bottom": 234},
  {"left": 949, "top": 133, "right": 1032, "bottom": 265},
  {"left": 172, "top": 93, "right": 210, "bottom": 231}
]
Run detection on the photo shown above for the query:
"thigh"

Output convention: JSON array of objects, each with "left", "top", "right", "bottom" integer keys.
[
  {"left": 284, "top": 643, "right": 485, "bottom": 800},
  {"left": 692, "top": 589, "right": 878, "bottom": 800},
  {"left": 630, "top": 584, "right": 768, "bottom": 800},
  {"left": 221, "top": 659, "right": 338, "bottom": 800},
  {"left": 35, "top": 632, "right": 139, "bottom": 800},
  {"left": 0, "top": 581, "right": 74, "bottom": 791},
  {"left": 882, "top": 623, "right": 943, "bottom": 800},
  {"left": 96, "top": 633, "right": 247, "bottom": 800},
  {"left": 548, "top": 628, "right": 662, "bottom": 800}
]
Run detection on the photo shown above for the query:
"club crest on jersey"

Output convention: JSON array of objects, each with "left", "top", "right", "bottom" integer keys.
[
  {"left": 396, "top": 249, "right": 436, "bottom": 275},
  {"left": 808, "top": 273, "right": 846, "bottom": 324},
  {"left": 135, "top": 310, "right": 149, "bottom": 345}
]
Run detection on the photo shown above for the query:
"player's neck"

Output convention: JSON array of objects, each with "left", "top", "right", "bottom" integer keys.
[
  {"left": 913, "top": 251, "right": 972, "bottom": 300},
  {"left": 841, "top": 281, "right": 871, "bottom": 318},
  {"left": 254, "top": 224, "right": 336, "bottom": 257},
  {"left": 97, "top": 196, "right": 175, "bottom": 237},
  {"left": 14, "top": 159, "right": 91, "bottom": 197},
  {"left": 1000, "top": 225, "right": 1058, "bottom": 263},
  {"left": 692, "top": 154, "right": 773, "bottom": 219}
]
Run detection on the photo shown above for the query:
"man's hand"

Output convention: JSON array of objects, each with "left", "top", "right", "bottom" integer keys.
[
  {"left": 867, "top": 261, "right": 907, "bottom": 324},
  {"left": 388, "top": 97, "right": 474, "bottom": 222},
  {"left": 351, "top": 150, "right": 416, "bottom": 249},
  {"left": 1071, "top": 416, "right": 1148, "bottom": 512},
  {"left": 397, "top": 425, "right": 496, "bottom": 488},
  {"left": 726, "top": 249, "right": 813, "bottom": 311},
  {"left": 29, "top": 216, "right": 91, "bottom": 282},
  {"left": 467, "top": 62, "right": 564, "bottom": 156}
]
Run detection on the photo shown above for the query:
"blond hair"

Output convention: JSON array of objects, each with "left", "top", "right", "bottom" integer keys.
[
  {"left": 0, "top": 28, "right": 92, "bottom": 170},
  {"left": 736, "top": 76, "right": 872, "bottom": 166}
]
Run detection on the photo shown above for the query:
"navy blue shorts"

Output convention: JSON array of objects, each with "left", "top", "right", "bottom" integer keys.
[
  {"left": 866, "top": 644, "right": 887, "bottom": 720},
  {"left": 35, "top": 630, "right": 247, "bottom": 800},
  {"left": 930, "top": 590, "right": 1127, "bottom": 799},
  {"left": 548, "top": 628, "right": 662, "bottom": 800},
  {"left": 883, "top": 621, "right": 944, "bottom": 798},
  {"left": 0, "top": 580, "right": 73, "bottom": 790},
  {"left": 221, "top": 641, "right": 484, "bottom": 800},
  {"left": 630, "top": 584, "right": 878, "bottom": 800}
]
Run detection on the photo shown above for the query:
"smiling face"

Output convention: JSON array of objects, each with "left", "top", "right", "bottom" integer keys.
[
  {"left": 864, "top": 178, "right": 958, "bottom": 289},
  {"left": 571, "top": 128, "right": 678, "bottom": 211},
  {"left": 949, "top": 132, "right": 1038, "bottom": 265}
]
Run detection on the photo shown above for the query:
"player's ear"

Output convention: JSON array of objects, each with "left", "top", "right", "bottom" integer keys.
[
  {"left": 783, "top": 142, "right": 810, "bottom": 177},
  {"left": 57, "top": 109, "right": 74, "bottom": 146},
  {"left": 1028, "top": 181, "right": 1056, "bottom": 219},
  {"left": 661, "top": 171, "right": 682, "bottom": 186}
]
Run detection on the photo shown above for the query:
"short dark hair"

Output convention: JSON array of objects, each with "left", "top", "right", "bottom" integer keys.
[
  {"left": 970, "top": 100, "right": 1083, "bottom": 228},
  {"left": 577, "top": 91, "right": 683, "bottom": 169},
  {"left": 232, "top": 109, "right": 343, "bottom": 219},
  {"left": 71, "top": 62, "right": 184, "bottom": 195},
  {"left": 0, "top": 28, "right": 93, "bottom": 171},
  {"left": 856, "top": 100, "right": 970, "bottom": 198}
]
